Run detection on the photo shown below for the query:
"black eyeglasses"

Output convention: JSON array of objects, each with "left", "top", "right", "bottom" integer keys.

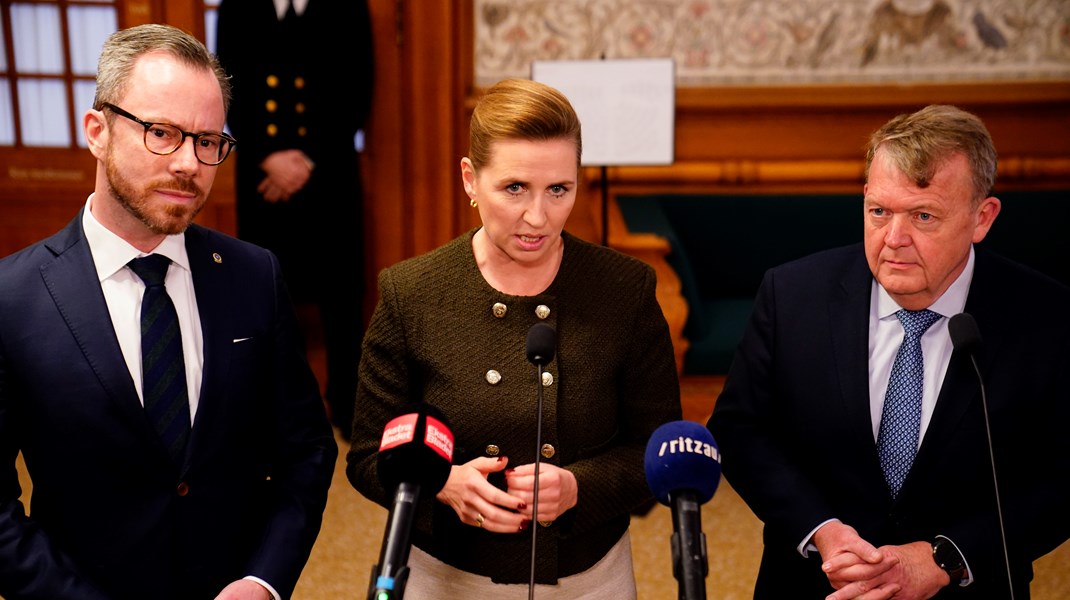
[{"left": 101, "top": 102, "right": 237, "bottom": 166}]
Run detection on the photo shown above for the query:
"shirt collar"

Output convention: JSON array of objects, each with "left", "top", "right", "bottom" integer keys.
[
  {"left": 875, "top": 246, "right": 974, "bottom": 319},
  {"left": 273, "top": 0, "right": 308, "bottom": 19},
  {"left": 82, "top": 194, "right": 190, "bottom": 282}
]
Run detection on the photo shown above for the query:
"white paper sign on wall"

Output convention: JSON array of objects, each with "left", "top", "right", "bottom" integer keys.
[{"left": 532, "top": 58, "right": 675, "bottom": 167}]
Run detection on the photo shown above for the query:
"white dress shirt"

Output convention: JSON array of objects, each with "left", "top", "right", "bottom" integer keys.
[
  {"left": 868, "top": 247, "right": 974, "bottom": 444},
  {"left": 81, "top": 195, "right": 203, "bottom": 422}
]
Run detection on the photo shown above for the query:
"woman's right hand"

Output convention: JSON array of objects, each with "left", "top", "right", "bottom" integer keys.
[{"left": 435, "top": 456, "right": 531, "bottom": 534}]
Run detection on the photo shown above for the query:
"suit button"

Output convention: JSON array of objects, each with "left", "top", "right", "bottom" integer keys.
[
  {"left": 176, "top": 482, "right": 190, "bottom": 497},
  {"left": 535, "top": 305, "right": 550, "bottom": 319},
  {"left": 492, "top": 302, "right": 507, "bottom": 318},
  {"left": 485, "top": 444, "right": 500, "bottom": 456},
  {"left": 541, "top": 444, "right": 555, "bottom": 458},
  {"left": 541, "top": 371, "right": 553, "bottom": 387},
  {"left": 485, "top": 370, "right": 501, "bottom": 385}
]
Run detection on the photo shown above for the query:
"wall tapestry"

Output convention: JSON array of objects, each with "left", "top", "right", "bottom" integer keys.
[{"left": 474, "top": 0, "right": 1070, "bottom": 86}]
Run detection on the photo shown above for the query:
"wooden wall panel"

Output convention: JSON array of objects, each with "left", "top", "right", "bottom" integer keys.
[
  {"left": 362, "top": 0, "right": 407, "bottom": 284},
  {"left": 359, "top": 0, "right": 468, "bottom": 320}
]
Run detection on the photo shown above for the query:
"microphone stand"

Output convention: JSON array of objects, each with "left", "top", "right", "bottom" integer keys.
[
  {"left": 368, "top": 482, "right": 420, "bottom": 600},
  {"left": 951, "top": 314, "right": 1014, "bottom": 599},
  {"left": 524, "top": 322, "right": 556, "bottom": 600},
  {"left": 967, "top": 353, "right": 1015, "bottom": 600},
  {"left": 669, "top": 490, "right": 708, "bottom": 600},
  {"left": 528, "top": 361, "right": 545, "bottom": 600}
]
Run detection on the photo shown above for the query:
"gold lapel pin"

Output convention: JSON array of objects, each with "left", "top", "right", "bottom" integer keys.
[{"left": 213, "top": 252, "right": 222, "bottom": 264}]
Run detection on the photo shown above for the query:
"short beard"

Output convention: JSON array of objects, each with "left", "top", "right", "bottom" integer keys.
[{"left": 105, "top": 148, "right": 206, "bottom": 236}]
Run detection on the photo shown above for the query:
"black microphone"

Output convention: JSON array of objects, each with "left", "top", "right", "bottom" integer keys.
[
  {"left": 645, "top": 421, "right": 722, "bottom": 600},
  {"left": 525, "top": 322, "right": 556, "bottom": 600},
  {"left": 526, "top": 322, "right": 556, "bottom": 365},
  {"left": 948, "top": 313, "right": 1014, "bottom": 600},
  {"left": 948, "top": 312, "right": 982, "bottom": 354},
  {"left": 368, "top": 403, "right": 454, "bottom": 600}
]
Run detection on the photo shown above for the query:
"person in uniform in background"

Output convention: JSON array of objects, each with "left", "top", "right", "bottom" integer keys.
[{"left": 216, "top": 0, "right": 375, "bottom": 438}]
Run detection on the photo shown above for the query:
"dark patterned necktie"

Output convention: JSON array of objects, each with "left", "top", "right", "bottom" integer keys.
[
  {"left": 128, "top": 254, "right": 191, "bottom": 464},
  {"left": 877, "top": 308, "right": 942, "bottom": 498}
]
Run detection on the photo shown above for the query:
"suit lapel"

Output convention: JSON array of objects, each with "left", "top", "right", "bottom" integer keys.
[
  {"left": 828, "top": 252, "right": 880, "bottom": 454},
  {"left": 38, "top": 215, "right": 157, "bottom": 440},
  {"left": 182, "top": 226, "right": 233, "bottom": 464},
  {"left": 824, "top": 250, "right": 903, "bottom": 502},
  {"left": 897, "top": 250, "right": 1017, "bottom": 506},
  {"left": 914, "top": 252, "right": 1000, "bottom": 471}
]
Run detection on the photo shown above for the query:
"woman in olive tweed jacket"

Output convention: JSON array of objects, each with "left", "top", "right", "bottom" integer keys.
[{"left": 346, "top": 79, "right": 681, "bottom": 596}]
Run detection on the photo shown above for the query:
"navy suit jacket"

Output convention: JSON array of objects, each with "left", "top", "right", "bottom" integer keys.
[
  {"left": 0, "top": 213, "right": 337, "bottom": 599},
  {"left": 708, "top": 244, "right": 1070, "bottom": 599}
]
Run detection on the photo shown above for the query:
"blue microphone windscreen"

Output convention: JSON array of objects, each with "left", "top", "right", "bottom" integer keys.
[{"left": 644, "top": 420, "right": 722, "bottom": 505}]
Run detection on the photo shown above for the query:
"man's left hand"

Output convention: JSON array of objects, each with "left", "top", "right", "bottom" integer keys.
[{"left": 826, "top": 541, "right": 949, "bottom": 600}]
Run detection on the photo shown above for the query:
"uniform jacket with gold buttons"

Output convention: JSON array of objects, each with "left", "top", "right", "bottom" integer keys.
[
  {"left": 347, "top": 229, "right": 682, "bottom": 584},
  {"left": 215, "top": 0, "right": 373, "bottom": 296}
]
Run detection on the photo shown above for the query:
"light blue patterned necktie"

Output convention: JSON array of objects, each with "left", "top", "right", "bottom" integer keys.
[{"left": 877, "top": 308, "right": 942, "bottom": 499}]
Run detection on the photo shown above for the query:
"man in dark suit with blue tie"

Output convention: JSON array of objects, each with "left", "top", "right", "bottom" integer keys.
[
  {"left": 0, "top": 24, "right": 336, "bottom": 600},
  {"left": 708, "top": 105, "right": 1070, "bottom": 599}
]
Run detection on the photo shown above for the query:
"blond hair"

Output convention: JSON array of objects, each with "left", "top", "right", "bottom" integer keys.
[{"left": 865, "top": 104, "right": 997, "bottom": 204}]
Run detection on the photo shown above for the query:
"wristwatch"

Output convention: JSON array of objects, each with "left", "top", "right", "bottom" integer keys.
[{"left": 931, "top": 537, "right": 967, "bottom": 585}]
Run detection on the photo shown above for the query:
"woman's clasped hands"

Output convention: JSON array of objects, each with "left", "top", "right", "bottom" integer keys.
[{"left": 435, "top": 456, "right": 578, "bottom": 533}]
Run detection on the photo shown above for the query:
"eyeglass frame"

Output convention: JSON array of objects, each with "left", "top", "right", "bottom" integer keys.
[{"left": 99, "top": 102, "right": 237, "bottom": 166}]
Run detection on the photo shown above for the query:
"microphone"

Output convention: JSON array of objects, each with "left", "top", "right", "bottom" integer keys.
[
  {"left": 526, "top": 322, "right": 556, "bottom": 365},
  {"left": 948, "top": 312, "right": 982, "bottom": 354},
  {"left": 948, "top": 313, "right": 1014, "bottom": 599},
  {"left": 645, "top": 421, "right": 722, "bottom": 600},
  {"left": 368, "top": 403, "right": 454, "bottom": 600},
  {"left": 525, "top": 322, "right": 556, "bottom": 600}
]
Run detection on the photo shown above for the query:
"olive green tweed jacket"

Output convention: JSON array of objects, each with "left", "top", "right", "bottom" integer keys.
[{"left": 347, "top": 230, "right": 681, "bottom": 584}]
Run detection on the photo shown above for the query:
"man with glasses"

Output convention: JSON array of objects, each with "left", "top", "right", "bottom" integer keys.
[
  {"left": 0, "top": 24, "right": 336, "bottom": 600},
  {"left": 98, "top": 102, "right": 237, "bottom": 167}
]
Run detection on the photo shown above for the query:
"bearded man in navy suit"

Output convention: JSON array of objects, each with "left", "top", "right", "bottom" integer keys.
[
  {"left": 708, "top": 105, "right": 1070, "bottom": 599},
  {"left": 0, "top": 24, "right": 336, "bottom": 600}
]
